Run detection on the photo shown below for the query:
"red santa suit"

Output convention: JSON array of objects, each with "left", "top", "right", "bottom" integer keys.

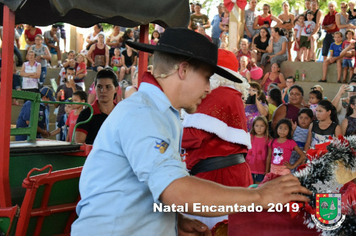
[
  {"left": 182, "top": 49, "right": 253, "bottom": 188},
  {"left": 182, "top": 86, "right": 253, "bottom": 187}
]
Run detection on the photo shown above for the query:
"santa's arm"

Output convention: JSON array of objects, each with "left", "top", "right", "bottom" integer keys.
[{"left": 182, "top": 127, "right": 214, "bottom": 149}]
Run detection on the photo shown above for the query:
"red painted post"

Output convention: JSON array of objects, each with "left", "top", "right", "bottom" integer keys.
[
  {"left": 0, "top": 5, "right": 15, "bottom": 207},
  {"left": 138, "top": 24, "right": 149, "bottom": 86}
]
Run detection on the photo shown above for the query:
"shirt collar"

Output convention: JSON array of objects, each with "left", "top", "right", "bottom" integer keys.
[
  {"left": 139, "top": 72, "right": 178, "bottom": 115},
  {"left": 91, "top": 99, "right": 117, "bottom": 115}
]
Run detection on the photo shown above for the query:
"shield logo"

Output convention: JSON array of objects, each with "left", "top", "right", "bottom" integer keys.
[
  {"left": 315, "top": 193, "right": 342, "bottom": 224},
  {"left": 312, "top": 193, "right": 345, "bottom": 230}
]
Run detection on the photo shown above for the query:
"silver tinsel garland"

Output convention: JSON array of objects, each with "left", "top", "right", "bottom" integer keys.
[{"left": 294, "top": 136, "right": 356, "bottom": 235}]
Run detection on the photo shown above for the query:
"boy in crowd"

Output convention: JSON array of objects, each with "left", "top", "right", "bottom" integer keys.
[
  {"left": 319, "top": 32, "right": 343, "bottom": 82},
  {"left": 50, "top": 99, "right": 72, "bottom": 141},
  {"left": 44, "top": 24, "right": 62, "bottom": 67},
  {"left": 282, "top": 76, "right": 295, "bottom": 103},
  {"left": 66, "top": 91, "right": 87, "bottom": 142},
  {"left": 341, "top": 29, "right": 355, "bottom": 83},
  {"left": 299, "top": 10, "right": 316, "bottom": 61},
  {"left": 15, "top": 87, "right": 55, "bottom": 141}
]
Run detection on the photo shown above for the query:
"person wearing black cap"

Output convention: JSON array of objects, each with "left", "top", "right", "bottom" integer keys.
[
  {"left": 15, "top": 86, "right": 56, "bottom": 141},
  {"left": 72, "top": 28, "right": 311, "bottom": 236}
]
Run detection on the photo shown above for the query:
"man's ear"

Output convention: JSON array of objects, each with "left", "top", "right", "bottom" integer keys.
[{"left": 178, "top": 62, "right": 189, "bottom": 80}]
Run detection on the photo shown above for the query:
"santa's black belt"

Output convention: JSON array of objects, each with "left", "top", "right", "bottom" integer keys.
[{"left": 190, "top": 153, "right": 245, "bottom": 176}]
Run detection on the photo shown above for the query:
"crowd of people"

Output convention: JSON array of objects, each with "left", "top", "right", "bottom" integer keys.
[{"left": 0, "top": 1, "right": 354, "bottom": 234}]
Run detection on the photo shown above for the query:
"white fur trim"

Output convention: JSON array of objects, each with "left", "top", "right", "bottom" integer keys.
[{"left": 182, "top": 113, "right": 252, "bottom": 149}]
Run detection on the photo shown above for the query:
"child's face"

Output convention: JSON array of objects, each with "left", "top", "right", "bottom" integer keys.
[
  {"left": 277, "top": 123, "right": 289, "bottom": 138},
  {"left": 306, "top": 13, "right": 314, "bottom": 21},
  {"left": 153, "top": 32, "right": 159, "bottom": 39},
  {"left": 64, "top": 104, "right": 73, "bottom": 114},
  {"left": 286, "top": 79, "right": 294, "bottom": 88},
  {"left": 298, "top": 16, "right": 305, "bottom": 23},
  {"left": 316, "top": 105, "right": 331, "bottom": 121},
  {"left": 68, "top": 52, "right": 75, "bottom": 60},
  {"left": 77, "top": 55, "right": 83, "bottom": 63},
  {"left": 334, "top": 34, "right": 342, "bottom": 43},
  {"left": 346, "top": 31, "right": 354, "bottom": 40},
  {"left": 114, "top": 49, "right": 120, "bottom": 57},
  {"left": 298, "top": 113, "right": 312, "bottom": 129},
  {"left": 72, "top": 95, "right": 84, "bottom": 109},
  {"left": 254, "top": 120, "right": 266, "bottom": 136},
  {"left": 309, "top": 93, "right": 319, "bottom": 104}
]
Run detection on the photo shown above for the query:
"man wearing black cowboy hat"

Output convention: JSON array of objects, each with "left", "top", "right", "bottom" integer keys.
[{"left": 72, "top": 28, "right": 311, "bottom": 235}]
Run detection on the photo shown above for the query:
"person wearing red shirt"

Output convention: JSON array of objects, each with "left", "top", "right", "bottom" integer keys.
[
  {"left": 322, "top": 1, "right": 339, "bottom": 61},
  {"left": 24, "top": 25, "right": 42, "bottom": 49}
]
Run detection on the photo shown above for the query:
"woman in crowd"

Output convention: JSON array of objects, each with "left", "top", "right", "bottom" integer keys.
[
  {"left": 75, "top": 68, "right": 118, "bottom": 145},
  {"left": 87, "top": 32, "right": 109, "bottom": 72},
  {"left": 29, "top": 34, "right": 51, "bottom": 86},
  {"left": 272, "top": 85, "right": 305, "bottom": 130},
  {"left": 245, "top": 82, "right": 268, "bottom": 131},
  {"left": 321, "top": 1, "right": 339, "bottom": 61},
  {"left": 119, "top": 39, "right": 138, "bottom": 82},
  {"left": 24, "top": 25, "right": 42, "bottom": 49},
  {"left": 332, "top": 79, "right": 356, "bottom": 123},
  {"left": 234, "top": 38, "right": 257, "bottom": 67},
  {"left": 260, "top": 62, "right": 286, "bottom": 93},
  {"left": 260, "top": 27, "right": 288, "bottom": 70},
  {"left": 341, "top": 95, "right": 356, "bottom": 136},
  {"left": 85, "top": 24, "right": 103, "bottom": 51},
  {"left": 252, "top": 27, "right": 270, "bottom": 62},
  {"left": 106, "top": 25, "right": 122, "bottom": 57},
  {"left": 348, "top": 0, "right": 356, "bottom": 22},
  {"left": 336, "top": 2, "right": 355, "bottom": 39},
  {"left": 253, "top": 4, "right": 282, "bottom": 33},
  {"left": 19, "top": 50, "right": 41, "bottom": 93},
  {"left": 120, "top": 29, "right": 134, "bottom": 51},
  {"left": 278, "top": 1, "right": 295, "bottom": 61}
]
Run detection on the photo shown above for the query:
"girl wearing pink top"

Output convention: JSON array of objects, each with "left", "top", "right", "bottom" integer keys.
[
  {"left": 266, "top": 118, "right": 306, "bottom": 175},
  {"left": 245, "top": 116, "right": 271, "bottom": 183}
]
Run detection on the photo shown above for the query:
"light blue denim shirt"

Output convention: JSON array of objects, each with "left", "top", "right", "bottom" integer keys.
[{"left": 72, "top": 73, "right": 189, "bottom": 235}]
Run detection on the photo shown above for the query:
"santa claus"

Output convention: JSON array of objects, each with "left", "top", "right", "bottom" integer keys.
[{"left": 181, "top": 49, "right": 252, "bottom": 229}]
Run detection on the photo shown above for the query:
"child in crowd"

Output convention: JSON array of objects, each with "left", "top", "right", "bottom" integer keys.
[
  {"left": 111, "top": 48, "right": 122, "bottom": 77},
  {"left": 75, "top": 53, "right": 87, "bottom": 90},
  {"left": 219, "top": 5, "right": 230, "bottom": 43},
  {"left": 304, "top": 100, "right": 341, "bottom": 150},
  {"left": 58, "top": 59, "right": 76, "bottom": 85},
  {"left": 246, "top": 116, "right": 270, "bottom": 184},
  {"left": 266, "top": 119, "right": 306, "bottom": 175},
  {"left": 319, "top": 32, "right": 343, "bottom": 83},
  {"left": 125, "top": 71, "right": 138, "bottom": 99},
  {"left": 239, "top": 56, "right": 251, "bottom": 82},
  {"left": 341, "top": 95, "right": 356, "bottom": 136},
  {"left": 267, "top": 88, "right": 283, "bottom": 121},
  {"left": 310, "top": 84, "right": 328, "bottom": 100},
  {"left": 50, "top": 99, "right": 73, "bottom": 141},
  {"left": 299, "top": 10, "right": 315, "bottom": 62},
  {"left": 282, "top": 76, "right": 295, "bottom": 103},
  {"left": 66, "top": 91, "right": 87, "bottom": 142},
  {"left": 150, "top": 30, "right": 160, "bottom": 46},
  {"left": 342, "top": 30, "right": 355, "bottom": 83},
  {"left": 309, "top": 90, "right": 323, "bottom": 117},
  {"left": 290, "top": 108, "right": 313, "bottom": 173},
  {"left": 293, "top": 14, "right": 305, "bottom": 61}
]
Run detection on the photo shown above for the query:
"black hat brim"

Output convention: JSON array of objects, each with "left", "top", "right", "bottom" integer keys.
[{"left": 126, "top": 41, "right": 243, "bottom": 84}]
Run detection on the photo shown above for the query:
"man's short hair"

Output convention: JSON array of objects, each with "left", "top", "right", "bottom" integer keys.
[
  {"left": 153, "top": 51, "right": 214, "bottom": 78},
  {"left": 52, "top": 24, "right": 59, "bottom": 29},
  {"left": 195, "top": 3, "right": 202, "bottom": 7},
  {"left": 66, "top": 67, "right": 76, "bottom": 73},
  {"left": 94, "top": 68, "right": 119, "bottom": 87}
]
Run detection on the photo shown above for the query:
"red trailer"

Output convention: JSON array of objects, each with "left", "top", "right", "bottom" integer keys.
[{"left": 0, "top": 1, "right": 189, "bottom": 234}]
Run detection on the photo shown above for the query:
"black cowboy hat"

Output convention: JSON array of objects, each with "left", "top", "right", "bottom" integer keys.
[{"left": 126, "top": 27, "right": 242, "bottom": 83}]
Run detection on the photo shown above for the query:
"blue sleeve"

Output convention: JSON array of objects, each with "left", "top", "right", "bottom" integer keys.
[
  {"left": 119, "top": 108, "right": 188, "bottom": 203},
  {"left": 329, "top": 43, "right": 335, "bottom": 51},
  {"left": 20, "top": 101, "right": 32, "bottom": 122}
]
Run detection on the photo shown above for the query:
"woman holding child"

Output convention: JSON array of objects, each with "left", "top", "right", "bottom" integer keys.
[
  {"left": 260, "top": 27, "right": 288, "bottom": 69},
  {"left": 335, "top": 2, "right": 356, "bottom": 39}
]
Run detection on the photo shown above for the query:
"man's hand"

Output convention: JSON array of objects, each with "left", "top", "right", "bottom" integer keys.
[
  {"left": 255, "top": 174, "right": 312, "bottom": 209},
  {"left": 178, "top": 214, "right": 211, "bottom": 236}
]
